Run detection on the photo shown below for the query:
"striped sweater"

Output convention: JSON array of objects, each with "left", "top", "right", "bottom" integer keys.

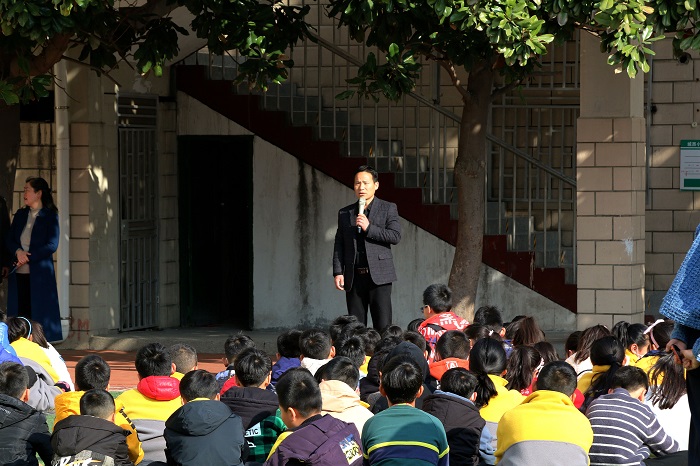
[{"left": 586, "top": 388, "right": 679, "bottom": 466}]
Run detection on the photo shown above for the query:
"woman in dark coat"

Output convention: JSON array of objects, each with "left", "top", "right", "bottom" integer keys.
[{"left": 5, "top": 177, "right": 61, "bottom": 342}]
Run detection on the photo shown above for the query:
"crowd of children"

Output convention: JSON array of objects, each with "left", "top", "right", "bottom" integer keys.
[{"left": 0, "top": 282, "right": 693, "bottom": 465}]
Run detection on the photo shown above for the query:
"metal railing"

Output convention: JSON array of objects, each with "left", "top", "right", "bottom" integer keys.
[{"left": 177, "top": 5, "right": 579, "bottom": 281}]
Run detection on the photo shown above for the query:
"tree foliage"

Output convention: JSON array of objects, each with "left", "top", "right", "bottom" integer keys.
[{"left": 0, "top": 0, "right": 312, "bottom": 105}]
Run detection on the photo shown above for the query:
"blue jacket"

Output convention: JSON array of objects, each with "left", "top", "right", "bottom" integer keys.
[{"left": 6, "top": 207, "right": 61, "bottom": 342}]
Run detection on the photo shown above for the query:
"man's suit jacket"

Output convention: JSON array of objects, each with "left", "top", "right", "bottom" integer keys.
[{"left": 332, "top": 197, "right": 401, "bottom": 290}]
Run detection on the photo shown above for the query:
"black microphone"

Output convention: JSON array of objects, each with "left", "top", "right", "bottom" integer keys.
[{"left": 358, "top": 198, "right": 366, "bottom": 233}]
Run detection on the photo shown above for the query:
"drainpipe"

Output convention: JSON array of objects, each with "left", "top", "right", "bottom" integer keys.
[{"left": 54, "top": 60, "right": 70, "bottom": 341}]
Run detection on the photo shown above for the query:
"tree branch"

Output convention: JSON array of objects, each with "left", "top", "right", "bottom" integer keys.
[
  {"left": 10, "top": 34, "right": 73, "bottom": 78},
  {"left": 60, "top": 55, "right": 123, "bottom": 88},
  {"left": 491, "top": 79, "right": 522, "bottom": 101},
  {"left": 438, "top": 59, "right": 470, "bottom": 101}
]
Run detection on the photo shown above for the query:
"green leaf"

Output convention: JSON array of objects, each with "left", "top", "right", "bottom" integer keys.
[{"left": 389, "top": 43, "right": 399, "bottom": 57}]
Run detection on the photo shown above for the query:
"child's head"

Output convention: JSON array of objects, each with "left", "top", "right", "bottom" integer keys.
[
  {"left": 440, "top": 368, "right": 477, "bottom": 400},
  {"left": 469, "top": 337, "right": 507, "bottom": 408},
  {"left": 169, "top": 344, "right": 198, "bottom": 374},
  {"left": 533, "top": 341, "right": 559, "bottom": 365},
  {"left": 402, "top": 330, "right": 427, "bottom": 354},
  {"left": 473, "top": 306, "right": 505, "bottom": 336},
  {"left": 380, "top": 355, "right": 424, "bottom": 405},
  {"left": 611, "top": 366, "right": 649, "bottom": 400},
  {"left": 0, "top": 362, "right": 29, "bottom": 401},
  {"left": 135, "top": 343, "right": 172, "bottom": 379},
  {"left": 505, "top": 345, "right": 542, "bottom": 392},
  {"left": 276, "top": 329, "right": 302, "bottom": 358},
  {"left": 80, "top": 389, "right": 116, "bottom": 421},
  {"left": 75, "top": 354, "right": 111, "bottom": 391},
  {"left": 574, "top": 325, "right": 612, "bottom": 364},
  {"left": 381, "top": 325, "right": 404, "bottom": 339},
  {"left": 329, "top": 315, "right": 359, "bottom": 344},
  {"left": 590, "top": 336, "right": 625, "bottom": 366},
  {"left": 336, "top": 336, "right": 366, "bottom": 368},
  {"left": 421, "top": 283, "right": 452, "bottom": 317},
  {"left": 234, "top": 348, "right": 272, "bottom": 388},
  {"left": 535, "top": 361, "right": 577, "bottom": 397},
  {"left": 299, "top": 329, "right": 333, "bottom": 360},
  {"left": 406, "top": 318, "right": 425, "bottom": 332},
  {"left": 276, "top": 367, "right": 322, "bottom": 428},
  {"left": 224, "top": 334, "right": 256, "bottom": 365},
  {"left": 511, "top": 317, "right": 545, "bottom": 347},
  {"left": 645, "top": 319, "right": 674, "bottom": 351},
  {"left": 612, "top": 321, "right": 650, "bottom": 358},
  {"left": 6, "top": 316, "right": 31, "bottom": 343},
  {"left": 436, "top": 330, "right": 471, "bottom": 360},
  {"left": 564, "top": 330, "right": 582, "bottom": 358},
  {"left": 317, "top": 356, "right": 359, "bottom": 390},
  {"left": 363, "top": 329, "right": 381, "bottom": 357},
  {"left": 180, "top": 369, "right": 219, "bottom": 402},
  {"left": 465, "top": 325, "right": 498, "bottom": 349}
]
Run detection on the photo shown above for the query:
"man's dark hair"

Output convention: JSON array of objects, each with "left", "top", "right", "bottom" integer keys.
[
  {"left": 364, "top": 329, "right": 381, "bottom": 357},
  {"left": 319, "top": 356, "right": 360, "bottom": 389},
  {"left": 169, "top": 343, "right": 198, "bottom": 374},
  {"left": 75, "top": 354, "right": 111, "bottom": 391},
  {"left": 355, "top": 165, "right": 379, "bottom": 183},
  {"left": 473, "top": 306, "right": 505, "bottom": 333},
  {"left": 329, "top": 315, "right": 359, "bottom": 343},
  {"left": 380, "top": 355, "right": 423, "bottom": 404},
  {"left": 277, "top": 329, "right": 302, "bottom": 358},
  {"left": 436, "top": 330, "right": 471, "bottom": 360},
  {"left": 0, "top": 362, "right": 28, "bottom": 399},
  {"left": 135, "top": 343, "right": 172, "bottom": 378},
  {"left": 611, "top": 366, "right": 649, "bottom": 393},
  {"left": 80, "top": 389, "right": 115, "bottom": 419},
  {"left": 336, "top": 336, "right": 366, "bottom": 368},
  {"left": 535, "top": 361, "right": 577, "bottom": 396},
  {"left": 234, "top": 348, "right": 272, "bottom": 387},
  {"left": 440, "top": 368, "right": 478, "bottom": 399},
  {"left": 180, "top": 369, "right": 219, "bottom": 401},
  {"left": 224, "top": 334, "right": 256, "bottom": 363},
  {"left": 299, "top": 329, "right": 332, "bottom": 360},
  {"left": 422, "top": 284, "right": 452, "bottom": 313},
  {"left": 276, "top": 367, "right": 322, "bottom": 417},
  {"left": 402, "top": 330, "right": 427, "bottom": 352}
]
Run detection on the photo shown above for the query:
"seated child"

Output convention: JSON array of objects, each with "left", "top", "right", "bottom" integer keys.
[
  {"left": 29, "top": 320, "right": 74, "bottom": 390},
  {"left": 299, "top": 329, "right": 335, "bottom": 376},
  {"left": 469, "top": 338, "right": 525, "bottom": 450},
  {"left": 216, "top": 334, "right": 256, "bottom": 392},
  {"left": 587, "top": 366, "right": 681, "bottom": 465},
  {"left": 335, "top": 336, "right": 367, "bottom": 374},
  {"left": 169, "top": 343, "right": 198, "bottom": 380},
  {"left": 612, "top": 321, "right": 651, "bottom": 365},
  {"left": 318, "top": 356, "right": 373, "bottom": 436},
  {"left": 116, "top": 342, "right": 181, "bottom": 463},
  {"left": 55, "top": 354, "right": 143, "bottom": 464},
  {"left": 7, "top": 316, "right": 60, "bottom": 382},
  {"left": 0, "top": 361, "right": 52, "bottom": 466},
  {"left": 362, "top": 355, "right": 449, "bottom": 466},
  {"left": 164, "top": 370, "right": 246, "bottom": 466},
  {"left": 52, "top": 389, "right": 133, "bottom": 466},
  {"left": 422, "top": 367, "right": 494, "bottom": 466},
  {"left": 496, "top": 361, "right": 593, "bottom": 466},
  {"left": 504, "top": 346, "right": 542, "bottom": 396},
  {"left": 416, "top": 284, "right": 469, "bottom": 363},
  {"left": 266, "top": 367, "right": 362, "bottom": 466},
  {"left": 577, "top": 336, "right": 625, "bottom": 410},
  {"left": 221, "top": 348, "right": 285, "bottom": 463},
  {"left": 428, "top": 330, "right": 470, "bottom": 381},
  {"left": 270, "top": 329, "right": 302, "bottom": 389}
]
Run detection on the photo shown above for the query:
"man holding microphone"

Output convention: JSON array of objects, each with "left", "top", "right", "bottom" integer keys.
[{"left": 332, "top": 166, "right": 402, "bottom": 331}]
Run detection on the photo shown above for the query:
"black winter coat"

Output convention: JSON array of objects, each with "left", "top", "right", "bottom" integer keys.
[
  {"left": 51, "top": 414, "right": 133, "bottom": 466},
  {"left": 422, "top": 392, "right": 485, "bottom": 466},
  {"left": 164, "top": 399, "right": 246, "bottom": 466},
  {"left": 220, "top": 386, "right": 278, "bottom": 429},
  {"left": 0, "top": 393, "right": 53, "bottom": 466}
]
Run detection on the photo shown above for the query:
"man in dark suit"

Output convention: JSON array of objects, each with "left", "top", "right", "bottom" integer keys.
[{"left": 332, "top": 166, "right": 401, "bottom": 331}]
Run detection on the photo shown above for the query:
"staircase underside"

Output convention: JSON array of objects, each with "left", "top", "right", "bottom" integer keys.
[{"left": 176, "top": 65, "right": 577, "bottom": 313}]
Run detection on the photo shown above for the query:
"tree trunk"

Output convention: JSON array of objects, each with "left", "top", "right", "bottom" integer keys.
[
  {"left": 0, "top": 103, "right": 20, "bottom": 204},
  {"left": 449, "top": 64, "right": 494, "bottom": 322}
]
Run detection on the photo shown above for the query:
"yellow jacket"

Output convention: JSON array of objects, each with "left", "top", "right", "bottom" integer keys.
[
  {"left": 576, "top": 365, "right": 610, "bottom": 395},
  {"left": 11, "top": 337, "right": 59, "bottom": 383},
  {"left": 479, "top": 374, "right": 525, "bottom": 423},
  {"left": 54, "top": 390, "right": 145, "bottom": 464}
]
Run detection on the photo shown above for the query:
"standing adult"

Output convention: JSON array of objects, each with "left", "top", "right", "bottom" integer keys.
[
  {"left": 332, "top": 165, "right": 401, "bottom": 331},
  {"left": 5, "top": 177, "right": 61, "bottom": 342}
]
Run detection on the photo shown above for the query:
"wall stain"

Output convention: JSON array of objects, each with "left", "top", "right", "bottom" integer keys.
[{"left": 296, "top": 160, "right": 310, "bottom": 308}]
